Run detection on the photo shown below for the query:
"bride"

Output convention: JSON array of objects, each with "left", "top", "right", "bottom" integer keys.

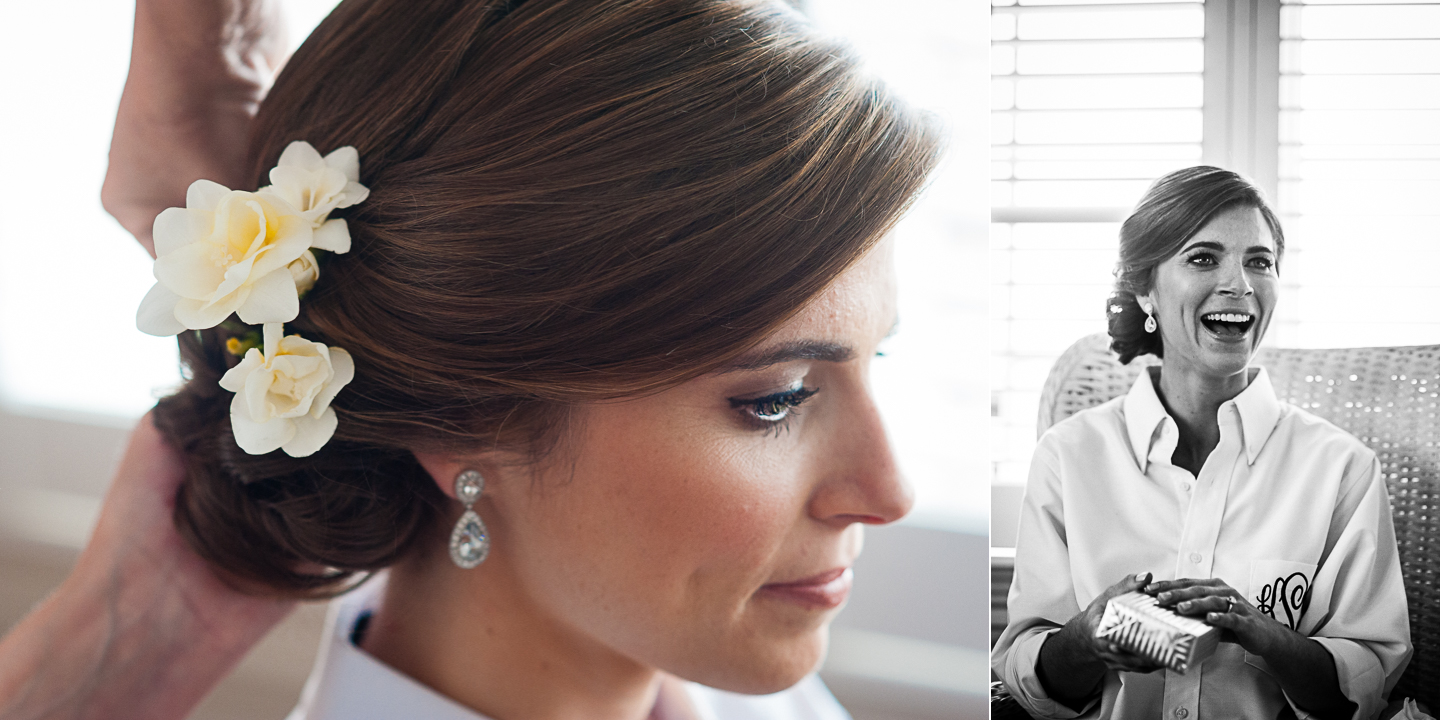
[{"left": 0, "top": 0, "right": 942, "bottom": 718}]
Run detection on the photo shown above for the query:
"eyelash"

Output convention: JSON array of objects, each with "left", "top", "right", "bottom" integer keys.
[
  {"left": 729, "top": 386, "right": 819, "bottom": 433},
  {"left": 1185, "top": 253, "right": 1274, "bottom": 271}
]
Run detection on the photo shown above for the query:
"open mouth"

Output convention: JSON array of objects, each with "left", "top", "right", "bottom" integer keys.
[{"left": 1200, "top": 312, "right": 1255, "bottom": 338}]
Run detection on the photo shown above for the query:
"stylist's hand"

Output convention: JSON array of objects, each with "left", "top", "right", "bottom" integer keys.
[
  {"left": 1147, "top": 577, "right": 1291, "bottom": 657},
  {"left": 102, "top": 0, "right": 287, "bottom": 255},
  {"left": 0, "top": 413, "right": 294, "bottom": 720}
]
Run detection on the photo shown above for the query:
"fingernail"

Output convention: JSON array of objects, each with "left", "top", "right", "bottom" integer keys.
[
  {"left": 1144, "top": 584, "right": 1156, "bottom": 593},
  {"left": 1134, "top": 572, "right": 1148, "bottom": 582},
  {"left": 1158, "top": 592, "right": 1169, "bottom": 602},
  {"left": 1179, "top": 601, "right": 1191, "bottom": 610}
]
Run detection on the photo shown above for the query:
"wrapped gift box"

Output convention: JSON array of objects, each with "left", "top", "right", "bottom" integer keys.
[{"left": 1095, "top": 591, "right": 1221, "bottom": 673}]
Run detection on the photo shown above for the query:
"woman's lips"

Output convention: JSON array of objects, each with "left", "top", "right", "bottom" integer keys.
[{"left": 758, "top": 568, "right": 853, "bottom": 610}]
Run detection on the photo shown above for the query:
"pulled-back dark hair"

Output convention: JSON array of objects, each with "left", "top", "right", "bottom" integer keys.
[
  {"left": 1106, "top": 166, "right": 1284, "bottom": 364},
  {"left": 151, "top": 0, "right": 942, "bottom": 596}
]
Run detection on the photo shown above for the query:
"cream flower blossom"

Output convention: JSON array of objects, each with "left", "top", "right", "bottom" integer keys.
[
  {"left": 288, "top": 250, "right": 320, "bottom": 297},
  {"left": 218, "top": 323, "right": 355, "bottom": 457},
  {"left": 136, "top": 180, "right": 315, "bottom": 336},
  {"left": 259, "top": 141, "right": 370, "bottom": 254}
]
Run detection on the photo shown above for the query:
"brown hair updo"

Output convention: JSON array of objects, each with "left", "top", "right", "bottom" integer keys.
[
  {"left": 1106, "top": 166, "right": 1284, "bottom": 364},
  {"left": 151, "top": 0, "right": 942, "bottom": 596}
]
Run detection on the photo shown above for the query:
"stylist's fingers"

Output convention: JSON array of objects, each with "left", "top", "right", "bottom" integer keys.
[{"left": 78, "top": 412, "right": 293, "bottom": 626}]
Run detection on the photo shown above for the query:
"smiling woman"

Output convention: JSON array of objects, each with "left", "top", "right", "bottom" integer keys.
[
  {"left": 993, "top": 167, "right": 1411, "bottom": 720},
  {"left": 1105, "top": 166, "right": 1285, "bottom": 369}
]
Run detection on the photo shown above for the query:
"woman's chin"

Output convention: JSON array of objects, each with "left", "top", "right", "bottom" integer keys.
[
  {"left": 671, "top": 624, "right": 829, "bottom": 695},
  {"left": 1192, "top": 330, "right": 1262, "bottom": 376}
]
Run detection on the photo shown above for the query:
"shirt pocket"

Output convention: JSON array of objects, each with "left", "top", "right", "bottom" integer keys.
[{"left": 1247, "top": 558, "right": 1320, "bottom": 634}]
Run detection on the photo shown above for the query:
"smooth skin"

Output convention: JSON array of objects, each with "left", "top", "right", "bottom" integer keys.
[
  {"left": 0, "top": 416, "right": 294, "bottom": 720},
  {"left": 367, "top": 239, "right": 912, "bottom": 720},
  {"left": 1037, "top": 206, "right": 1356, "bottom": 719},
  {"left": 100, "top": 0, "right": 285, "bottom": 255}
]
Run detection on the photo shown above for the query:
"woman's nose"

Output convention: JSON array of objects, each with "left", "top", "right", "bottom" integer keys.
[
  {"left": 809, "top": 389, "right": 914, "bottom": 527},
  {"left": 1216, "top": 259, "right": 1254, "bottom": 298}
]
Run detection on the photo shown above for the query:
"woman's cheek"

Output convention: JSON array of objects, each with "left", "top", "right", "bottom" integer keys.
[{"left": 640, "top": 438, "right": 800, "bottom": 563}]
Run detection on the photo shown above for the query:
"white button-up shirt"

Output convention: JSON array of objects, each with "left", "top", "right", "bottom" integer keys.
[
  {"left": 284, "top": 577, "right": 853, "bottom": 720},
  {"left": 993, "top": 367, "right": 1411, "bottom": 720}
]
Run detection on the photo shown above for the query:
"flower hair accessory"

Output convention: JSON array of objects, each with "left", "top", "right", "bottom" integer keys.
[
  {"left": 136, "top": 141, "right": 367, "bottom": 457},
  {"left": 219, "top": 323, "right": 354, "bottom": 457}
]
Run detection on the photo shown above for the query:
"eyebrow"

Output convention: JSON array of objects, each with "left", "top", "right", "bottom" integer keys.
[
  {"left": 1180, "top": 240, "right": 1275, "bottom": 255},
  {"left": 717, "top": 341, "right": 855, "bottom": 373}
]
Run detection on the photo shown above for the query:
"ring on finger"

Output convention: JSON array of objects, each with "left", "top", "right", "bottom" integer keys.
[{"left": 1224, "top": 596, "right": 1235, "bottom": 612}]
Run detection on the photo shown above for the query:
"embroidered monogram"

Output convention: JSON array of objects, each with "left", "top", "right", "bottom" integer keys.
[{"left": 1254, "top": 571, "right": 1312, "bottom": 631}]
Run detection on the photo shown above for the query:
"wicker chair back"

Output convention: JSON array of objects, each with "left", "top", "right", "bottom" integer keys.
[{"left": 1034, "top": 333, "right": 1440, "bottom": 705}]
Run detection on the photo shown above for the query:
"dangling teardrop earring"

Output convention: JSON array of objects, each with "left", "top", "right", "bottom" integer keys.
[
  {"left": 1142, "top": 302, "right": 1157, "bottom": 333},
  {"left": 449, "top": 469, "right": 490, "bottom": 569}
]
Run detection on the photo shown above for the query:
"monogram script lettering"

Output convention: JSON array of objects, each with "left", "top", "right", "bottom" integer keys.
[{"left": 1254, "top": 572, "right": 1312, "bottom": 631}]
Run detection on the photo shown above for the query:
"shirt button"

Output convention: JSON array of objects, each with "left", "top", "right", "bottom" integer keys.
[
  {"left": 1189, "top": 552, "right": 1203, "bottom": 564},
  {"left": 1175, "top": 708, "right": 1190, "bottom": 719}
]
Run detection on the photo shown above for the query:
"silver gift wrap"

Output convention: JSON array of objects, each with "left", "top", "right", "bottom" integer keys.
[{"left": 1095, "top": 591, "right": 1221, "bottom": 673}]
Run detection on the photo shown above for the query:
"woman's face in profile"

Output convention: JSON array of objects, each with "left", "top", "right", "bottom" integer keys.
[
  {"left": 477, "top": 238, "right": 911, "bottom": 693},
  {"left": 1142, "top": 205, "right": 1279, "bottom": 380}
]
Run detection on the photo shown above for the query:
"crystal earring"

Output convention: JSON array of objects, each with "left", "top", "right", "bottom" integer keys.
[
  {"left": 1142, "top": 303, "right": 1157, "bottom": 333},
  {"left": 449, "top": 469, "right": 489, "bottom": 569}
]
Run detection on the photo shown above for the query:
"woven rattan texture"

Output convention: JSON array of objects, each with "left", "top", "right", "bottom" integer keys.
[{"left": 1035, "top": 333, "right": 1440, "bottom": 705}]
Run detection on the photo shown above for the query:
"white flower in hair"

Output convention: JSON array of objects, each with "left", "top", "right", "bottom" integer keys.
[
  {"left": 136, "top": 182, "right": 317, "bottom": 335},
  {"left": 260, "top": 141, "right": 370, "bottom": 253},
  {"left": 135, "top": 142, "right": 366, "bottom": 337},
  {"left": 289, "top": 250, "right": 321, "bottom": 297},
  {"left": 218, "top": 323, "right": 355, "bottom": 458}
]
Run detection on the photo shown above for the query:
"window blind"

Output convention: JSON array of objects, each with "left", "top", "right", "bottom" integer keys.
[
  {"left": 1276, "top": 0, "right": 1440, "bottom": 348},
  {"left": 991, "top": 0, "right": 1206, "bottom": 486}
]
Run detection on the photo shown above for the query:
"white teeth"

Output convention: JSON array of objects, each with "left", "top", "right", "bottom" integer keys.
[{"left": 1203, "top": 312, "right": 1252, "bottom": 323}]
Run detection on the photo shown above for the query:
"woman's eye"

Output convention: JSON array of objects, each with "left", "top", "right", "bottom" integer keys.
[
  {"left": 729, "top": 386, "right": 819, "bottom": 428},
  {"left": 1247, "top": 256, "right": 1275, "bottom": 271},
  {"left": 1185, "top": 252, "right": 1216, "bottom": 266}
]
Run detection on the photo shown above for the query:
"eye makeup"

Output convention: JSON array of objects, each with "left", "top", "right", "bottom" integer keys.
[{"left": 728, "top": 385, "right": 820, "bottom": 434}]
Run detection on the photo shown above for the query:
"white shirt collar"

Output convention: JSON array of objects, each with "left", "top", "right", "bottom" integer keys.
[
  {"left": 287, "top": 577, "right": 490, "bottom": 720},
  {"left": 1122, "top": 365, "right": 1282, "bottom": 472}
]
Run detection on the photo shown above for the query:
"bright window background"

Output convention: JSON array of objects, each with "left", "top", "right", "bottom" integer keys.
[
  {"left": 990, "top": 0, "right": 1205, "bottom": 489},
  {"left": 1277, "top": 0, "right": 1440, "bottom": 348},
  {"left": 0, "top": 0, "right": 986, "bottom": 531},
  {"left": 991, "top": 0, "right": 1440, "bottom": 529}
]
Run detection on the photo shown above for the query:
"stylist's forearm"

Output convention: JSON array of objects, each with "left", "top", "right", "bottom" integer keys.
[
  {"left": 0, "top": 569, "right": 263, "bottom": 720},
  {"left": 1036, "top": 622, "right": 1106, "bottom": 709},
  {"left": 1263, "top": 634, "right": 1356, "bottom": 720},
  {"left": 103, "top": 0, "right": 284, "bottom": 253}
]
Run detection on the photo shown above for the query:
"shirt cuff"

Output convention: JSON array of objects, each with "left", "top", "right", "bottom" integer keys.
[
  {"left": 1265, "top": 638, "right": 1384, "bottom": 720},
  {"left": 1000, "top": 627, "right": 1100, "bottom": 719}
]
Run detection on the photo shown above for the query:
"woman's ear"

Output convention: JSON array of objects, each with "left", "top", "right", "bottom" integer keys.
[
  {"left": 1137, "top": 289, "right": 1157, "bottom": 315},
  {"left": 412, "top": 451, "right": 483, "bottom": 501}
]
